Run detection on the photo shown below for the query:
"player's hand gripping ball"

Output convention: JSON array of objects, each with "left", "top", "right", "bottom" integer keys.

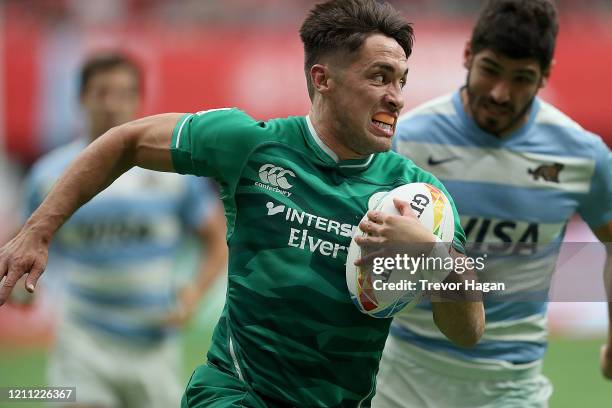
[{"left": 346, "top": 183, "right": 455, "bottom": 318}]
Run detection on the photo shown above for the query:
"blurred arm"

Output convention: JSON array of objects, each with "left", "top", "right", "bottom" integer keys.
[
  {"left": 0, "top": 113, "right": 184, "bottom": 305},
  {"left": 431, "top": 249, "right": 485, "bottom": 348},
  {"left": 168, "top": 204, "right": 228, "bottom": 326},
  {"left": 594, "top": 221, "right": 612, "bottom": 379}
]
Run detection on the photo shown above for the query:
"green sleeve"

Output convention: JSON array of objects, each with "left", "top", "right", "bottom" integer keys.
[{"left": 170, "top": 108, "right": 269, "bottom": 190}]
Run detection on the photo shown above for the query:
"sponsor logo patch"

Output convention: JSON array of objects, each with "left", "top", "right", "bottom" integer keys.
[
  {"left": 255, "top": 164, "right": 296, "bottom": 197},
  {"left": 528, "top": 163, "right": 564, "bottom": 183}
]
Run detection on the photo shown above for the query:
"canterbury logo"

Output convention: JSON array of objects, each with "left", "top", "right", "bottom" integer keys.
[{"left": 258, "top": 164, "right": 296, "bottom": 189}]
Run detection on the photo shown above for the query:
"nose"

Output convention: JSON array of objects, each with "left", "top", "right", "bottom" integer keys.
[
  {"left": 490, "top": 80, "right": 510, "bottom": 104},
  {"left": 102, "top": 93, "right": 119, "bottom": 112},
  {"left": 102, "top": 92, "right": 131, "bottom": 117},
  {"left": 384, "top": 82, "right": 404, "bottom": 112}
]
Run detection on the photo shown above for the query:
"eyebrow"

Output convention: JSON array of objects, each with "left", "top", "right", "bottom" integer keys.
[
  {"left": 369, "top": 62, "right": 409, "bottom": 77},
  {"left": 480, "top": 57, "right": 538, "bottom": 77}
]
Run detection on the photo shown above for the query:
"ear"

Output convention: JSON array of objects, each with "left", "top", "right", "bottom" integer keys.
[
  {"left": 463, "top": 41, "right": 473, "bottom": 70},
  {"left": 310, "top": 64, "right": 331, "bottom": 95},
  {"left": 539, "top": 60, "right": 554, "bottom": 89}
]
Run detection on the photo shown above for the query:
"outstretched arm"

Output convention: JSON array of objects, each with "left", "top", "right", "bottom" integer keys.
[
  {"left": 0, "top": 113, "right": 184, "bottom": 305},
  {"left": 166, "top": 204, "right": 228, "bottom": 326}
]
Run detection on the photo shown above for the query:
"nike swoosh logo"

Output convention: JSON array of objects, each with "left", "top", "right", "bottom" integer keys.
[{"left": 427, "top": 155, "right": 460, "bottom": 166}]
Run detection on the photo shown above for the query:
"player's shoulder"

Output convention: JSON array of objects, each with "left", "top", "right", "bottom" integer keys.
[
  {"left": 375, "top": 149, "right": 414, "bottom": 167},
  {"left": 184, "top": 107, "right": 260, "bottom": 136},
  {"left": 374, "top": 149, "right": 436, "bottom": 182},
  {"left": 394, "top": 93, "right": 458, "bottom": 144},
  {"left": 534, "top": 99, "right": 609, "bottom": 155},
  {"left": 535, "top": 99, "right": 583, "bottom": 131},
  {"left": 189, "top": 107, "right": 305, "bottom": 141},
  {"left": 193, "top": 107, "right": 302, "bottom": 130}
]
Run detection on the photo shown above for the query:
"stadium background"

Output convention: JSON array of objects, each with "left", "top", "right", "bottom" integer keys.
[{"left": 0, "top": 0, "right": 610, "bottom": 406}]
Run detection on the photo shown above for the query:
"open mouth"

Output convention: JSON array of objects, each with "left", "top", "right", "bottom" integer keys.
[{"left": 371, "top": 113, "right": 395, "bottom": 132}]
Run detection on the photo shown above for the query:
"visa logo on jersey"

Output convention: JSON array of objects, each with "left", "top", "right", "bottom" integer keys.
[
  {"left": 462, "top": 216, "right": 544, "bottom": 255},
  {"left": 57, "top": 215, "right": 181, "bottom": 250}
]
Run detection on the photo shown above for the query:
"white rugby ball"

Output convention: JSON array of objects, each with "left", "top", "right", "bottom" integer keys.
[{"left": 346, "top": 183, "right": 455, "bottom": 318}]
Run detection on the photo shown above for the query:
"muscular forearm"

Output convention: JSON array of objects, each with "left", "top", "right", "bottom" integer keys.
[
  {"left": 0, "top": 113, "right": 181, "bottom": 305},
  {"left": 24, "top": 125, "right": 138, "bottom": 241},
  {"left": 432, "top": 271, "right": 485, "bottom": 347},
  {"left": 24, "top": 114, "right": 178, "bottom": 241}
]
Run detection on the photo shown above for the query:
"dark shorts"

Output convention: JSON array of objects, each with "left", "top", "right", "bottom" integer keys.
[{"left": 181, "top": 363, "right": 269, "bottom": 408}]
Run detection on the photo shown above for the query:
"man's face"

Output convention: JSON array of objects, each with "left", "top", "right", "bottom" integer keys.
[
  {"left": 81, "top": 66, "right": 140, "bottom": 139},
  {"left": 326, "top": 33, "right": 408, "bottom": 157},
  {"left": 464, "top": 47, "right": 549, "bottom": 136}
]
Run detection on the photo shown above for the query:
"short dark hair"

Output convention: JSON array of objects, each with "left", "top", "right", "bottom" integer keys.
[
  {"left": 79, "top": 53, "right": 142, "bottom": 96},
  {"left": 471, "top": 0, "right": 559, "bottom": 70},
  {"left": 300, "top": 0, "right": 414, "bottom": 100}
]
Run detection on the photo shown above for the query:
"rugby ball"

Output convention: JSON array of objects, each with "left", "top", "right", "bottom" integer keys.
[{"left": 346, "top": 183, "right": 455, "bottom": 318}]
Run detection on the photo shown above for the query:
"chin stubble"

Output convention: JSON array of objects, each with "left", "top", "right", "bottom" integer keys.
[{"left": 464, "top": 80, "right": 536, "bottom": 136}]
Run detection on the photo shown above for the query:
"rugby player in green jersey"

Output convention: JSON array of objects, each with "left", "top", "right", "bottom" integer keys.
[{"left": 0, "top": 0, "right": 484, "bottom": 406}]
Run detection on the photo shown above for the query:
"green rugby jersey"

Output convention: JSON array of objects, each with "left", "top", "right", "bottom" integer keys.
[{"left": 171, "top": 108, "right": 466, "bottom": 407}]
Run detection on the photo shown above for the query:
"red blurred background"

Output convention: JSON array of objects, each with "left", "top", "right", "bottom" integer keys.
[{"left": 2, "top": 0, "right": 611, "bottom": 166}]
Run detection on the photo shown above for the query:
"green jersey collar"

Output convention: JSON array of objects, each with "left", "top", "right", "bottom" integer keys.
[{"left": 305, "top": 116, "right": 374, "bottom": 170}]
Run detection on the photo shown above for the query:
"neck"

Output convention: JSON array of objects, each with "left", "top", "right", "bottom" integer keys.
[{"left": 309, "top": 103, "right": 367, "bottom": 161}]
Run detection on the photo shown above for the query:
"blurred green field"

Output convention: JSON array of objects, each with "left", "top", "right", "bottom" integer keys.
[
  {"left": 0, "top": 332, "right": 609, "bottom": 408},
  {"left": 0, "top": 322, "right": 215, "bottom": 408}
]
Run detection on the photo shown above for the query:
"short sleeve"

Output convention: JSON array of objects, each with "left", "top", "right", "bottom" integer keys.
[
  {"left": 181, "top": 176, "right": 220, "bottom": 230},
  {"left": 170, "top": 108, "right": 270, "bottom": 191},
  {"left": 578, "top": 138, "right": 612, "bottom": 229}
]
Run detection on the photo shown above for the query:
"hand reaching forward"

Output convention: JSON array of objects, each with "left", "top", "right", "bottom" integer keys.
[{"left": 0, "top": 228, "right": 49, "bottom": 306}]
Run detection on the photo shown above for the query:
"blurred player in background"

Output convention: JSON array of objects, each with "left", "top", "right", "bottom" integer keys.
[
  {"left": 22, "top": 53, "right": 228, "bottom": 408},
  {"left": 0, "top": 1, "right": 485, "bottom": 406},
  {"left": 374, "top": 0, "right": 612, "bottom": 407}
]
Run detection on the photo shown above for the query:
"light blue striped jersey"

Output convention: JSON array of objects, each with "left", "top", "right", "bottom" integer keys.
[
  {"left": 392, "top": 90, "right": 612, "bottom": 365},
  {"left": 24, "top": 139, "right": 219, "bottom": 342}
]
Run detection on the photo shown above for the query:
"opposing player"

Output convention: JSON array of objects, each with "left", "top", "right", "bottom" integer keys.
[
  {"left": 374, "top": 0, "right": 612, "bottom": 406},
  {"left": 23, "top": 53, "right": 228, "bottom": 408},
  {"left": 0, "top": 1, "right": 484, "bottom": 406}
]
